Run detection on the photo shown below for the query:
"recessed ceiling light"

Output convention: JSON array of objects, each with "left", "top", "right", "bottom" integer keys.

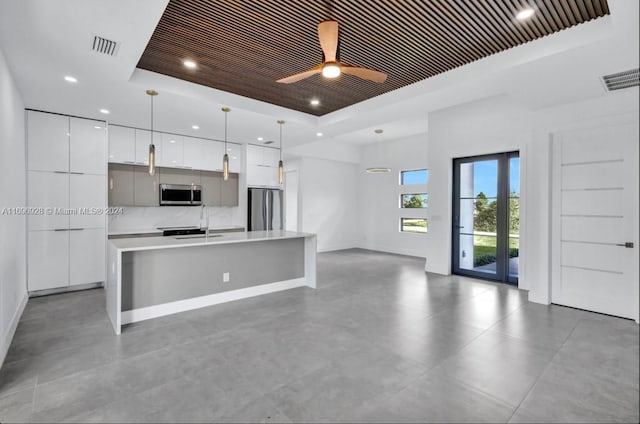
[
  {"left": 310, "top": 99, "right": 320, "bottom": 106},
  {"left": 316, "top": 132, "right": 323, "bottom": 137},
  {"left": 169, "top": 139, "right": 176, "bottom": 144},
  {"left": 257, "top": 137, "right": 264, "bottom": 141},
  {"left": 192, "top": 125, "right": 199, "bottom": 130},
  {"left": 183, "top": 59, "right": 197, "bottom": 69},
  {"left": 64, "top": 76, "right": 77, "bottom": 83},
  {"left": 93, "top": 126, "right": 102, "bottom": 129},
  {"left": 99, "top": 109, "right": 110, "bottom": 114},
  {"left": 515, "top": 7, "right": 535, "bottom": 21}
]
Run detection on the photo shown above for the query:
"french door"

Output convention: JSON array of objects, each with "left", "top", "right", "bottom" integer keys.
[{"left": 452, "top": 152, "right": 520, "bottom": 284}]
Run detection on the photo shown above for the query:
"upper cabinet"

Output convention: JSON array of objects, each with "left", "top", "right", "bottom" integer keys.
[
  {"left": 70, "top": 118, "right": 106, "bottom": 174},
  {"left": 247, "top": 144, "right": 280, "bottom": 188},
  {"left": 108, "top": 125, "right": 242, "bottom": 174},
  {"left": 27, "top": 111, "right": 69, "bottom": 172}
]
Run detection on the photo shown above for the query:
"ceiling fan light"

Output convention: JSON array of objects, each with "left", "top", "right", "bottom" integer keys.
[{"left": 322, "top": 62, "right": 341, "bottom": 78}]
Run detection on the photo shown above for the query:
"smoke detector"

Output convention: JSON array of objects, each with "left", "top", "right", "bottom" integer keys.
[{"left": 601, "top": 68, "right": 639, "bottom": 92}]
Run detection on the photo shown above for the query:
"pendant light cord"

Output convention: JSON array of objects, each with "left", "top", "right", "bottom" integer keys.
[
  {"left": 224, "top": 111, "right": 228, "bottom": 150},
  {"left": 279, "top": 123, "right": 283, "bottom": 160},
  {"left": 150, "top": 95, "right": 153, "bottom": 136}
]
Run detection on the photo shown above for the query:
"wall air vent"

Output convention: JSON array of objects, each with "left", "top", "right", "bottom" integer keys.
[
  {"left": 91, "top": 34, "right": 119, "bottom": 56},
  {"left": 601, "top": 68, "right": 639, "bottom": 92}
]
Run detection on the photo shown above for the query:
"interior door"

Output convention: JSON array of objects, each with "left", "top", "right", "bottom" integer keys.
[{"left": 551, "top": 122, "right": 639, "bottom": 321}]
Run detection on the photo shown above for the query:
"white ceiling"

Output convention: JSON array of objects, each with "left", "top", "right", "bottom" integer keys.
[{"left": 0, "top": 0, "right": 637, "bottom": 152}]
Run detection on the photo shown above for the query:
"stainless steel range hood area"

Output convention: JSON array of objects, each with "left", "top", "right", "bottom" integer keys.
[{"left": 108, "top": 164, "right": 238, "bottom": 207}]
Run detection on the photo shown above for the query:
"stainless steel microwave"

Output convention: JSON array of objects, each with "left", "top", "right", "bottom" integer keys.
[{"left": 159, "top": 184, "right": 202, "bottom": 206}]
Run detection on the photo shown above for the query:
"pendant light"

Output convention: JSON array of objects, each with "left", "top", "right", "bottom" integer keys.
[
  {"left": 277, "top": 119, "right": 285, "bottom": 185},
  {"left": 146, "top": 89, "right": 158, "bottom": 176},
  {"left": 222, "top": 107, "right": 231, "bottom": 181}
]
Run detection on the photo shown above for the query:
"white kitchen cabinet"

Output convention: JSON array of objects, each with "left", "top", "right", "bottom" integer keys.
[
  {"left": 28, "top": 230, "right": 69, "bottom": 291},
  {"left": 183, "top": 136, "right": 204, "bottom": 170},
  {"left": 226, "top": 143, "right": 242, "bottom": 173},
  {"left": 70, "top": 228, "right": 105, "bottom": 286},
  {"left": 108, "top": 125, "right": 135, "bottom": 164},
  {"left": 27, "top": 110, "right": 107, "bottom": 292},
  {"left": 135, "top": 129, "right": 154, "bottom": 165},
  {"left": 27, "top": 171, "right": 69, "bottom": 230},
  {"left": 70, "top": 118, "right": 107, "bottom": 174},
  {"left": 247, "top": 144, "right": 280, "bottom": 187},
  {"left": 160, "top": 134, "right": 184, "bottom": 167},
  {"left": 27, "top": 111, "right": 69, "bottom": 172},
  {"left": 70, "top": 174, "right": 106, "bottom": 229},
  {"left": 202, "top": 139, "right": 225, "bottom": 171}
]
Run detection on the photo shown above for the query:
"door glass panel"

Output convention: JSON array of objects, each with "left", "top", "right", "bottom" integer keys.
[
  {"left": 509, "top": 157, "right": 520, "bottom": 280},
  {"left": 457, "top": 160, "right": 498, "bottom": 276}
]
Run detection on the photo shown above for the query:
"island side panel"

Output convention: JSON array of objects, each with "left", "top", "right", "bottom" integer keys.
[
  {"left": 304, "top": 235, "right": 317, "bottom": 288},
  {"left": 106, "top": 243, "right": 121, "bottom": 334},
  {"left": 121, "top": 237, "right": 305, "bottom": 311}
]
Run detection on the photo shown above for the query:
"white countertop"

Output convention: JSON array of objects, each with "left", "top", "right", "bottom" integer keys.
[{"left": 109, "top": 230, "right": 315, "bottom": 252}]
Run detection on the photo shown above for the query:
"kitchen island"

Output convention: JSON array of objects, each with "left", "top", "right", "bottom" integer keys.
[{"left": 106, "top": 230, "right": 316, "bottom": 334}]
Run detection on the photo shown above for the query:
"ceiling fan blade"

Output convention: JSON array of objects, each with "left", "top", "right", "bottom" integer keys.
[
  {"left": 341, "top": 64, "right": 387, "bottom": 83},
  {"left": 318, "top": 20, "right": 339, "bottom": 62},
  {"left": 276, "top": 65, "right": 322, "bottom": 84}
]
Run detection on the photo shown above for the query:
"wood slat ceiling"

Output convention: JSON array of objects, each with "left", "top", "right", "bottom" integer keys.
[{"left": 137, "top": 0, "right": 610, "bottom": 116}]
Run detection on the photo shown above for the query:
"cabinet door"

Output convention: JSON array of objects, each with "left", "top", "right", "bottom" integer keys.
[
  {"left": 160, "top": 134, "right": 184, "bottom": 167},
  {"left": 28, "top": 171, "right": 69, "bottom": 230},
  {"left": 201, "top": 171, "right": 222, "bottom": 205},
  {"left": 202, "top": 140, "right": 225, "bottom": 171},
  {"left": 134, "top": 165, "right": 159, "bottom": 206},
  {"left": 70, "top": 174, "right": 106, "bottom": 229},
  {"left": 183, "top": 137, "right": 204, "bottom": 170},
  {"left": 108, "top": 125, "right": 135, "bottom": 164},
  {"left": 28, "top": 230, "right": 69, "bottom": 291},
  {"left": 27, "top": 111, "right": 69, "bottom": 172},
  {"left": 226, "top": 143, "right": 242, "bottom": 173},
  {"left": 221, "top": 173, "right": 239, "bottom": 206},
  {"left": 263, "top": 147, "right": 281, "bottom": 168},
  {"left": 247, "top": 144, "right": 263, "bottom": 166},
  {"left": 135, "top": 129, "right": 152, "bottom": 165},
  {"left": 108, "top": 164, "right": 134, "bottom": 206},
  {"left": 70, "top": 118, "right": 106, "bottom": 174},
  {"left": 70, "top": 228, "right": 105, "bottom": 286}
]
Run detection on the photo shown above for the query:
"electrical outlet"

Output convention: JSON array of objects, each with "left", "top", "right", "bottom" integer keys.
[{"left": 223, "top": 272, "right": 230, "bottom": 283}]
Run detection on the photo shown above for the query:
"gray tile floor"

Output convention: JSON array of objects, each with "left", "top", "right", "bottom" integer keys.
[{"left": 1, "top": 249, "right": 638, "bottom": 423}]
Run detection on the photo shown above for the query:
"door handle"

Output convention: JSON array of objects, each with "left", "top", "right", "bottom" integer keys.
[{"left": 615, "top": 242, "right": 634, "bottom": 248}]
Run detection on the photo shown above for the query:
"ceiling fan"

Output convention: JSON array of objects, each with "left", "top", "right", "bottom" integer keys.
[{"left": 276, "top": 20, "right": 387, "bottom": 84}]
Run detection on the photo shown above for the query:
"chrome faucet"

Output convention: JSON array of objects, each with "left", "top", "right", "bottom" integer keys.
[{"left": 200, "top": 203, "right": 209, "bottom": 239}]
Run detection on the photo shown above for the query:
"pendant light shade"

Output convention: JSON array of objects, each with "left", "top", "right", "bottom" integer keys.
[
  {"left": 222, "top": 107, "right": 231, "bottom": 181},
  {"left": 146, "top": 89, "right": 158, "bottom": 176},
  {"left": 277, "top": 120, "right": 285, "bottom": 185}
]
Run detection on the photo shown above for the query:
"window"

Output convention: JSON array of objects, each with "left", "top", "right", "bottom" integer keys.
[
  {"left": 401, "top": 218, "right": 427, "bottom": 233},
  {"left": 401, "top": 169, "right": 428, "bottom": 185},
  {"left": 401, "top": 194, "right": 428, "bottom": 208}
]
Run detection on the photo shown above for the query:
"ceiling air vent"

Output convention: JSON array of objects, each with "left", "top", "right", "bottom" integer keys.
[
  {"left": 91, "top": 34, "right": 119, "bottom": 56},
  {"left": 601, "top": 68, "right": 639, "bottom": 92}
]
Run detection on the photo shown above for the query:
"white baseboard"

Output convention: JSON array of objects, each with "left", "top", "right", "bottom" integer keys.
[
  {"left": 121, "top": 278, "right": 307, "bottom": 325},
  {"left": 0, "top": 292, "right": 28, "bottom": 369}
]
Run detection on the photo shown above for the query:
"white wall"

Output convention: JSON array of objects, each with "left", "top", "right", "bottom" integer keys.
[
  {"left": 287, "top": 157, "right": 360, "bottom": 252},
  {"left": 0, "top": 47, "right": 28, "bottom": 368},
  {"left": 426, "top": 95, "right": 533, "bottom": 278},
  {"left": 424, "top": 90, "right": 639, "bottom": 307},
  {"left": 358, "top": 134, "right": 429, "bottom": 257}
]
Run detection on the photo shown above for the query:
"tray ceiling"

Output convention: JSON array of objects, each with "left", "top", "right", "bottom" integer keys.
[{"left": 137, "top": 0, "right": 610, "bottom": 116}]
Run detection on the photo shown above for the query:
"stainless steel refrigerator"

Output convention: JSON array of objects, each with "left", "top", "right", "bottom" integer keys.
[{"left": 248, "top": 188, "right": 283, "bottom": 231}]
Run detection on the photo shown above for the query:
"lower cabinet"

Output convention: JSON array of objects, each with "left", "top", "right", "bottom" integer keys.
[
  {"left": 28, "top": 229, "right": 106, "bottom": 291},
  {"left": 70, "top": 228, "right": 106, "bottom": 286},
  {"left": 28, "top": 230, "right": 70, "bottom": 291}
]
